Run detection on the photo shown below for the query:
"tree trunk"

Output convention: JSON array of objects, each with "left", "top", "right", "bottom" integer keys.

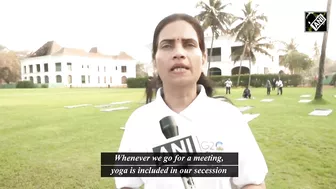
[
  {"left": 207, "top": 30, "right": 215, "bottom": 76},
  {"left": 248, "top": 53, "right": 252, "bottom": 88},
  {"left": 237, "top": 43, "right": 247, "bottom": 87},
  {"left": 315, "top": 0, "right": 332, "bottom": 100}
]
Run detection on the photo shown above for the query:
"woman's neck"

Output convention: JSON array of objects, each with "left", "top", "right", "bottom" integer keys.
[{"left": 162, "top": 84, "right": 198, "bottom": 113}]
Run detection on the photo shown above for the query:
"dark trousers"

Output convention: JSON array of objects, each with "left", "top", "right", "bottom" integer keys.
[
  {"left": 243, "top": 93, "right": 251, "bottom": 99},
  {"left": 272, "top": 85, "right": 275, "bottom": 90},
  {"left": 146, "top": 90, "right": 153, "bottom": 104},
  {"left": 226, "top": 87, "right": 231, "bottom": 94},
  {"left": 277, "top": 87, "right": 283, "bottom": 95},
  {"left": 267, "top": 87, "right": 271, "bottom": 95}
]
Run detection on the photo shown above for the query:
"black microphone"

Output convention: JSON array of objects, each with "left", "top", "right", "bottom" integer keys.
[
  {"left": 159, "top": 116, "right": 197, "bottom": 189},
  {"left": 160, "top": 116, "right": 179, "bottom": 139}
]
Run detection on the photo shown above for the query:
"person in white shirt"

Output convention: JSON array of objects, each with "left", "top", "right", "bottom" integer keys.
[
  {"left": 225, "top": 78, "right": 233, "bottom": 94},
  {"left": 275, "top": 79, "right": 283, "bottom": 95},
  {"left": 115, "top": 13, "right": 268, "bottom": 189}
]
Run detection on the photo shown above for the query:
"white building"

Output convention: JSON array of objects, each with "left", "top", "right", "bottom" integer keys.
[
  {"left": 145, "top": 30, "right": 290, "bottom": 76},
  {"left": 202, "top": 31, "right": 289, "bottom": 76},
  {"left": 20, "top": 41, "right": 137, "bottom": 88}
]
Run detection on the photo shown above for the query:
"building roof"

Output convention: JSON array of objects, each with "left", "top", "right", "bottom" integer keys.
[{"left": 28, "top": 41, "right": 134, "bottom": 60}]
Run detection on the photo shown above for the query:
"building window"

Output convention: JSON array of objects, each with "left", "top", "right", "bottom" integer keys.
[
  {"left": 67, "top": 63, "right": 72, "bottom": 71},
  {"left": 121, "top": 76, "right": 127, "bottom": 84},
  {"left": 207, "top": 47, "right": 221, "bottom": 62},
  {"left": 88, "top": 75, "right": 90, "bottom": 83},
  {"left": 115, "top": 66, "right": 118, "bottom": 70},
  {"left": 24, "top": 66, "right": 26, "bottom": 73},
  {"left": 55, "top": 62, "right": 62, "bottom": 72},
  {"left": 44, "top": 76, "right": 49, "bottom": 83},
  {"left": 104, "top": 76, "right": 106, "bottom": 83},
  {"left": 87, "top": 65, "right": 89, "bottom": 69},
  {"left": 29, "top": 65, "right": 33, "bottom": 73},
  {"left": 81, "top": 75, "right": 85, "bottom": 84},
  {"left": 279, "top": 55, "right": 285, "bottom": 64},
  {"left": 230, "top": 46, "right": 249, "bottom": 61},
  {"left": 264, "top": 67, "right": 269, "bottom": 74},
  {"left": 29, "top": 76, "right": 34, "bottom": 83},
  {"left": 110, "top": 76, "right": 112, "bottom": 83},
  {"left": 44, "top": 63, "right": 48, "bottom": 72},
  {"left": 121, "top": 66, "right": 127, "bottom": 73},
  {"left": 98, "top": 66, "right": 100, "bottom": 72},
  {"left": 37, "top": 76, "right": 41, "bottom": 83},
  {"left": 98, "top": 76, "right": 100, "bottom": 83},
  {"left": 68, "top": 75, "right": 72, "bottom": 84},
  {"left": 56, "top": 75, "right": 62, "bottom": 83},
  {"left": 36, "top": 64, "right": 40, "bottom": 72},
  {"left": 104, "top": 66, "right": 106, "bottom": 72}
]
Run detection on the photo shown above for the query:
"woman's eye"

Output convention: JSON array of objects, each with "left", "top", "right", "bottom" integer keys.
[
  {"left": 161, "top": 44, "right": 172, "bottom": 48},
  {"left": 185, "top": 43, "right": 196, "bottom": 47}
]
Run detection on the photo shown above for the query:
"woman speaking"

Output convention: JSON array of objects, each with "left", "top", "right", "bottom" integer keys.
[{"left": 115, "top": 13, "right": 268, "bottom": 189}]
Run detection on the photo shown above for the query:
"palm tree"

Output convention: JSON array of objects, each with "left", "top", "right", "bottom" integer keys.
[
  {"left": 231, "top": 28, "right": 273, "bottom": 87},
  {"left": 278, "top": 38, "right": 298, "bottom": 53},
  {"left": 315, "top": 0, "right": 332, "bottom": 100},
  {"left": 194, "top": 0, "right": 233, "bottom": 76},
  {"left": 276, "top": 38, "right": 300, "bottom": 75},
  {"left": 230, "top": 0, "right": 268, "bottom": 86}
]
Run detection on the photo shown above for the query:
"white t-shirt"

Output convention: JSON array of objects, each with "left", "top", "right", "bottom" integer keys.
[
  {"left": 225, "top": 80, "right": 232, "bottom": 88},
  {"left": 115, "top": 85, "right": 268, "bottom": 189},
  {"left": 276, "top": 80, "right": 283, "bottom": 87}
]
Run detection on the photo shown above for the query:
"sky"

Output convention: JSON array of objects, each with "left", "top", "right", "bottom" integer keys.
[{"left": 0, "top": 0, "right": 335, "bottom": 63}]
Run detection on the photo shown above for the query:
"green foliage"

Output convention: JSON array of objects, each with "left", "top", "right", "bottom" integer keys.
[
  {"left": 282, "top": 51, "right": 314, "bottom": 73},
  {"left": 129, "top": 74, "right": 303, "bottom": 88},
  {"left": 0, "top": 84, "right": 16, "bottom": 88},
  {"left": 331, "top": 74, "right": 336, "bottom": 86},
  {"left": 126, "top": 77, "right": 149, "bottom": 88},
  {"left": 16, "top": 80, "right": 35, "bottom": 88}
]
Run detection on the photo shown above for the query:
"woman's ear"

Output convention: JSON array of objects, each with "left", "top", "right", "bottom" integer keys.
[
  {"left": 152, "top": 60, "right": 158, "bottom": 75},
  {"left": 202, "top": 52, "right": 207, "bottom": 66}
]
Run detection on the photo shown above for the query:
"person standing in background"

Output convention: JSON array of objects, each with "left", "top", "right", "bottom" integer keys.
[
  {"left": 271, "top": 78, "right": 276, "bottom": 91},
  {"left": 266, "top": 80, "right": 271, "bottom": 95},
  {"left": 276, "top": 79, "right": 283, "bottom": 95},
  {"left": 145, "top": 76, "right": 154, "bottom": 104},
  {"left": 225, "top": 78, "right": 232, "bottom": 94}
]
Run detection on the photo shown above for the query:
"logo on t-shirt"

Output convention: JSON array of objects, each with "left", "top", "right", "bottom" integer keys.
[
  {"left": 215, "top": 141, "right": 224, "bottom": 151},
  {"left": 200, "top": 140, "right": 224, "bottom": 152}
]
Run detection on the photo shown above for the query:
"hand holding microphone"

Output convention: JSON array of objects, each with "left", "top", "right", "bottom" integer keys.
[{"left": 159, "top": 116, "right": 197, "bottom": 189}]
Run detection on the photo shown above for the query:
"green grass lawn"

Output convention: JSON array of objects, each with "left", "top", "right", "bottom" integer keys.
[{"left": 0, "top": 87, "right": 335, "bottom": 189}]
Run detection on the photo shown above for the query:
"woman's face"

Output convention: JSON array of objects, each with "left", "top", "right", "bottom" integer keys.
[{"left": 154, "top": 20, "right": 206, "bottom": 87}]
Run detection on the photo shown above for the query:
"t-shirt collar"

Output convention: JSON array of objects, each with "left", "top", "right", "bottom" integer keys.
[{"left": 154, "top": 84, "right": 207, "bottom": 118}]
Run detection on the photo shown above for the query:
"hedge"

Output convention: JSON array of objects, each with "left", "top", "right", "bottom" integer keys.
[
  {"left": 127, "top": 74, "right": 303, "bottom": 88},
  {"left": 126, "top": 77, "right": 149, "bottom": 88},
  {"left": 15, "top": 81, "right": 48, "bottom": 88}
]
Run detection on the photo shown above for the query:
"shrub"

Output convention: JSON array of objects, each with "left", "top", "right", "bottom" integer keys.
[
  {"left": 16, "top": 81, "right": 35, "bottom": 88},
  {"left": 126, "top": 77, "right": 149, "bottom": 88},
  {"left": 127, "top": 74, "right": 303, "bottom": 88}
]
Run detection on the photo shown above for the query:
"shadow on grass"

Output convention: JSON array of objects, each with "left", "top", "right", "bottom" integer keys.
[{"left": 308, "top": 98, "right": 330, "bottom": 105}]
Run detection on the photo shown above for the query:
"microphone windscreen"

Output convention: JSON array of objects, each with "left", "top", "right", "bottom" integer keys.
[{"left": 160, "top": 116, "right": 179, "bottom": 139}]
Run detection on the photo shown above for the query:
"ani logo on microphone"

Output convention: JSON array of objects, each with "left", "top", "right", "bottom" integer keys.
[
  {"left": 305, "top": 11, "right": 327, "bottom": 32},
  {"left": 152, "top": 136, "right": 196, "bottom": 153}
]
